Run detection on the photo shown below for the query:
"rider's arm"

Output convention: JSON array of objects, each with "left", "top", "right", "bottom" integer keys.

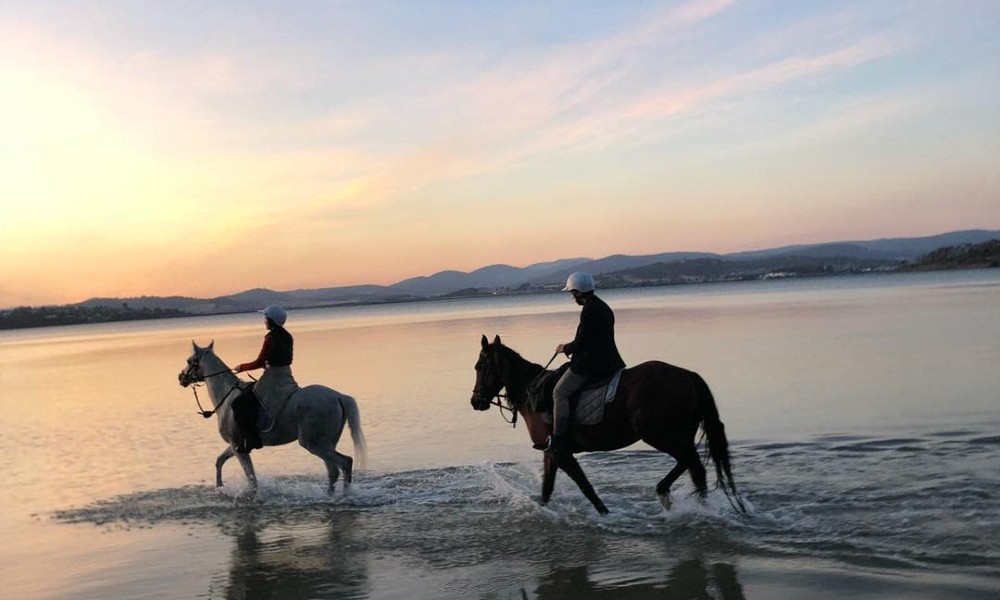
[
  {"left": 236, "top": 335, "right": 273, "bottom": 372},
  {"left": 562, "top": 301, "right": 594, "bottom": 356}
]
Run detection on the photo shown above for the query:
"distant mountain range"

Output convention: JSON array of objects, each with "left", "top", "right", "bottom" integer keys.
[{"left": 70, "top": 229, "right": 999, "bottom": 315}]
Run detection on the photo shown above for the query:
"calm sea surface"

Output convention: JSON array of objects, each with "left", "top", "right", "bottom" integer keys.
[{"left": 1, "top": 271, "right": 998, "bottom": 599}]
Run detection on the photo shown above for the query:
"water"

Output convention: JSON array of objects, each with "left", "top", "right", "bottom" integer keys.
[{"left": 1, "top": 271, "right": 998, "bottom": 599}]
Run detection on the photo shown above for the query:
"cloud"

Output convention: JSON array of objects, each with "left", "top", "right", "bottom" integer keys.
[
  {"left": 454, "top": 0, "right": 736, "bottom": 125},
  {"left": 768, "top": 90, "right": 942, "bottom": 150},
  {"left": 623, "top": 35, "right": 903, "bottom": 122},
  {"left": 322, "top": 4, "right": 902, "bottom": 200}
]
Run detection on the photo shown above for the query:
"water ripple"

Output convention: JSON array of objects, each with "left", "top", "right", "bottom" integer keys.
[{"left": 51, "top": 426, "right": 1000, "bottom": 580}]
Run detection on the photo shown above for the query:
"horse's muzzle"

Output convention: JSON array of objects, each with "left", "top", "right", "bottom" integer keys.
[
  {"left": 470, "top": 394, "right": 490, "bottom": 411},
  {"left": 178, "top": 371, "right": 191, "bottom": 387}
]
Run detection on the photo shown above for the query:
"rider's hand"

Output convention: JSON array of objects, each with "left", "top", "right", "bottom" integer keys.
[
  {"left": 234, "top": 365, "right": 244, "bottom": 373},
  {"left": 556, "top": 344, "right": 566, "bottom": 355}
]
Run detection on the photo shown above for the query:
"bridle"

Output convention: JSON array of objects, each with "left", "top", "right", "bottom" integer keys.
[
  {"left": 489, "top": 392, "right": 519, "bottom": 427},
  {"left": 472, "top": 347, "right": 518, "bottom": 427},
  {"left": 180, "top": 353, "right": 248, "bottom": 419},
  {"left": 472, "top": 347, "right": 559, "bottom": 428}
]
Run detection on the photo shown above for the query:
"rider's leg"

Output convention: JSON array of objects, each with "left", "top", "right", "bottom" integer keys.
[
  {"left": 550, "top": 368, "right": 586, "bottom": 452},
  {"left": 232, "top": 388, "right": 259, "bottom": 453}
]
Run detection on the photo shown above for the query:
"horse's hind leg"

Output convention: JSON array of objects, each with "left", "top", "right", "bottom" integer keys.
[
  {"left": 657, "top": 462, "right": 687, "bottom": 502},
  {"left": 302, "top": 440, "right": 352, "bottom": 494},
  {"left": 643, "top": 434, "right": 697, "bottom": 508},
  {"left": 684, "top": 442, "right": 708, "bottom": 499},
  {"left": 334, "top": 451, "right": 354, "bottom": 488}
]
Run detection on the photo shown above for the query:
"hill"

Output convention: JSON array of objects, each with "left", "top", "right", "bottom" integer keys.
[
  {"left": 3, "top": 229, "right": 998, "bottom": 328},
  {"left": 901, "top": 239, "right": 1000, "bottom": 271}
]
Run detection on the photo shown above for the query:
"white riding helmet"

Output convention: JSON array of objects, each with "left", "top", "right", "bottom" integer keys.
[
  {"left": 260, "top": 305, "right": 287, "bottom": 326},
  {"left": 562, "top": 272, "right": 595, "bottom": 293}
]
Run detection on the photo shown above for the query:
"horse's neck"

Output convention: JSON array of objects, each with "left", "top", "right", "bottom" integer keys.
[
  {"left": 202, "top": 354, "right": 240, "bottom": 407},
  {"left": 502, "top": 353, "right": 548, "bottom": 441},
  {"left": 501, "top": 349, "right": 543, "bottom": 400}
]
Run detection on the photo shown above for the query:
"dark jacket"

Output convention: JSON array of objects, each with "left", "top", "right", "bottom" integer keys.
[
  {"left": 266, "top": 326, "right": 294, "bottom": 367},
  {"left": 563, "top": 294, "right": 625, "bottom": 379},
  {"left": 237, "top": 326, "right": 294, "bottom": 371}
]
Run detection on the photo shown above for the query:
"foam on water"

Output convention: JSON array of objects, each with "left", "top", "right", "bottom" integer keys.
[{"left": 51, "top": 426, "right": 1000, "bottom": 583}]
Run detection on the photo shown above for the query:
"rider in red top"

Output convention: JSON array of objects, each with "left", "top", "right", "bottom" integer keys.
[
  {"left": 232, "top": 305, "right": 294, "bottom": 453},
  {"left": 236, "top": 324, "right": 292, "bottom": 372}
]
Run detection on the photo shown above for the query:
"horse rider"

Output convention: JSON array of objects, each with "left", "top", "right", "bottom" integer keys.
[
  {"left": 547, "top": 272, "right": 625, "bottom": 453},
  {"left": 232, "top": 305, "right": 297, "bottom": 453}
]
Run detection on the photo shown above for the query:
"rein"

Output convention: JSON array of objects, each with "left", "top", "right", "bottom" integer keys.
[
  {"left": 483, "top": 351, "right": 561, "bottom": 428},
  {"left": 189, "top": 367, "right": 251, "bottom": 419},
  {"left": 489, "top": 393, "right": 518, "bottom": 427},
  {"left": 529, "top": 351, "right": 560, "bottom": 386}
]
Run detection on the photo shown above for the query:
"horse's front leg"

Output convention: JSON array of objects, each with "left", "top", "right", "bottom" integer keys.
[
  {"left": 541, "top": 451, "right": 558, "bottom": 505},
  {"left": 215, "top": 446, "right": 236, "bottom": 487},
  {"left": 234, "top": 452, "right": 258, "bottom": 495},
  {"left": 553, "top": 452, "right": 609, "bottom": 515}
]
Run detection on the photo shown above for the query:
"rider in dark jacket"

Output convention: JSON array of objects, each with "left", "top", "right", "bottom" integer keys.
[
  {"left": 232, "top": 305, "right": 294, "bottom": 453},
  {"left": 548, "top": 272, "right": 625, "bottom": 452}
]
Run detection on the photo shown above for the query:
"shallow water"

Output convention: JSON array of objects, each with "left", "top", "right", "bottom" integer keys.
[{"left": 1, "top": 270, "right": 999, "bottom": 599}]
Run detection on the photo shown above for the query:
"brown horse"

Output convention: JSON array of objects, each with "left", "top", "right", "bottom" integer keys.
[{"left": 470, "top": 335, "right": 746, "bottom": 515}]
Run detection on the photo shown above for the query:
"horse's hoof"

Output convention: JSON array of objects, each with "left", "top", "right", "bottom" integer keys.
[
  {"left": 659, "top": 493, "right": 673, "bottom": 511},
  {"left": 235, "top": 491, "right": 258, "bottom": 505}
]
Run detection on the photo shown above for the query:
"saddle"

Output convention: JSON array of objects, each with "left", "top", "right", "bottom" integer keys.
[
  {"left": 252, "top": 386, "right": 299, "bottom": 433},
  {"left": 527, "top": 364, "right": 623, "bottom": 426},
  {"left": 232, "top": 380, "right": 288, "bottom": 442},
  {"left": 255, "top": 401, "right": 274, "bottom": 432}
]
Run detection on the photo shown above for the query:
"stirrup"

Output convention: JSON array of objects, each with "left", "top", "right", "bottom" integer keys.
[{"left": 535, "top": 434, "right": 567, "bottom": 453}]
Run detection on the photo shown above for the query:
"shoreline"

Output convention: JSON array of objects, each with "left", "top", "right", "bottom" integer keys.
[{"left": 2, "top": 265, "right": 996, "bottom": 331}]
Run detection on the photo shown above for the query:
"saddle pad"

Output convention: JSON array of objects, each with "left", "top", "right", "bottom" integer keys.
[
  {"left": 573, "top": 368, "right": 623, "bottom": 426},
  {"left": 542, "top": 368, "right": 623, "bottom": 427}
]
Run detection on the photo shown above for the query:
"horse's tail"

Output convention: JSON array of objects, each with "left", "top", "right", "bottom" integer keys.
[
  {"left": 693, "top": 372, "right": 747, "bottom": 515},
  {"left": 339, "top": 394, "right": 368, "bottom": 470}
]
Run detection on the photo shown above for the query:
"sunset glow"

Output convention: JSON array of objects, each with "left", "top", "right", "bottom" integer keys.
[{"left": 2, "top": 1, "right": 998, "bottom": 307}]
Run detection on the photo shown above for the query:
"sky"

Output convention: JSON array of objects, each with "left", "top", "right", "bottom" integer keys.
[{"left": 1, "top": 0, "right": 998, "bottom": 308}]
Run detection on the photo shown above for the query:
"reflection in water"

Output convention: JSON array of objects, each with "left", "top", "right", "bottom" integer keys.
[
  {"left": 215, "top": 509, "right": 369, "bottom": 600},
  {"left": 663, "top": 560, "right": 745, "bottom": 600},
  {"left": 532, "top": 558, "right": 745, "bottom": 600}
]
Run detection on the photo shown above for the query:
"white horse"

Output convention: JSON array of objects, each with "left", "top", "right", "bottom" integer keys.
[{"left": 178, "top": 341, "right": 366, "bottom": 494}]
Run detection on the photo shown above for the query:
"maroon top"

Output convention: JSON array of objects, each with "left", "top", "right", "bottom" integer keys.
[
  {"left": 237, "top": 335, "right": 274, "bottom": 372},
  {"left": 236, "top": 326, "right": 293, "bottom": 371}
]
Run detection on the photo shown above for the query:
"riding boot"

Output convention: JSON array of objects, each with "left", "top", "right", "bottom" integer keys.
[
  {"left": 233, "top": 428, "right": 249, "bottom": 454},
  {"left": 248, "top": 429, "right": 263, "bottom": 450}
]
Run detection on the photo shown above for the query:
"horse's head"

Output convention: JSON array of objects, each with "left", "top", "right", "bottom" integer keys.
[
  {"left": 471, "top": 334, "right": 505, "bottom": 410},
  {"left": 178, "top": 340, "right": 215, "bottom": 387}
]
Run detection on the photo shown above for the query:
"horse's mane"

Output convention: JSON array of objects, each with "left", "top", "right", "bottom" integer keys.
[
  {"left": 494, "top": 342, "right": 525, "bottom": 363},
  {"left": 195, "top": 344, "right": 233, "bottom": 375},
  {"left": 494, "top": 342, "right": 544, "bottom": 371},
  {"left": 492, "top": 342, "right": 547, "bottom": 405},
  {"left": 199, "top": 346, "right": 224, "bottom": 365}
]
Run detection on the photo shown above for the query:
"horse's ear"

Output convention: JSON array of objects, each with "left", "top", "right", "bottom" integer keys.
[
  {"left": 481, "top": 335, "right": 488, "bottom": 349},
  {"left": 493, "top": 334, "right": 501, "bottom": 345},
  {"left": 192, "top": 341, "right": 200, "bottom": 352},
  {"left": 208, "top": 339, "right": 214, "bottom": 350}
]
